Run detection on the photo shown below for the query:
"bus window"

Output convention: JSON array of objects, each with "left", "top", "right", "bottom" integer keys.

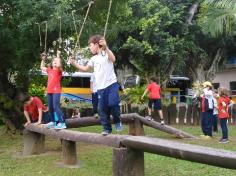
[{"left": 63, "top": 76, "right": 90, "bottom": 88}]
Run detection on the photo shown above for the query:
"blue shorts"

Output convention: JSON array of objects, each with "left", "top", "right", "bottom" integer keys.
[{"left": 148, "top": 99, "right": 162, "bottom": 110}]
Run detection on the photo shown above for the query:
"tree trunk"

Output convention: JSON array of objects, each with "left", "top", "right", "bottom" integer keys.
[{"left": 186, "top": 1, "right": 199, "bottom": 25}]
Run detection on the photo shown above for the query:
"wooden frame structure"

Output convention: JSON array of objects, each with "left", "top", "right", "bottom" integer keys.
[{"left": 23, "top": 113, "right": 236, "bottom": 176}]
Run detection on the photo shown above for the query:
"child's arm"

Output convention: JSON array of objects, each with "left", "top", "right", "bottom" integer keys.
[
  {"left": 99, "top": 38, "right": 116, "bottom": 63},
  {"left": 35, "top": 108, "right": 42, "bottom": 125},
  {"left": 40, "top": 53, "right": 47, "bottom": 72},
  {"left": 69, "top": 57, "right": 91, "bottom": 72},
  {"left": 24, "top": 111, "right": 31, "bottom": 126},
  {"left": 141, "top": 88, "right": 148, "bottom": 100}
]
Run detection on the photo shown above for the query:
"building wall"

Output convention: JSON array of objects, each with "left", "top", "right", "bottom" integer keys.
[{"left": 213, "top": 69, "right": 236, "bottom": 89}]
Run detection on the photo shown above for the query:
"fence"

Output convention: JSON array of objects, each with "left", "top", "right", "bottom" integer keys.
[{"left": 121, "top": 103, "right": 236, "bottom": 125}]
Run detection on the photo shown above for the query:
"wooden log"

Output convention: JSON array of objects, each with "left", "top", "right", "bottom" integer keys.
[
  {"left": 134, "top": 114, "right": 197, "bottom": 139},
  {"left": 62, "top": 140, "right": 77, "bottom": 165},
  {"left": 128, "top": 118, "right": 145, "bottom": 136},
  {"left": 25, "top": 124, "right": 128, "bottom": 148},
  {"left": 66, "top": 114, "right": 134, "bottom": 128},
  {"left": 23, "top": 129, "right": 45, "bottom": 155},
  {"left": 122, "top": 136, "right": 236, "bottom": 169},
  {"left": 113, "top": 148, "right": 144, "bottom": 176},
  {"left": 66, "top": 113, "right": 196, "bottom": 139}
]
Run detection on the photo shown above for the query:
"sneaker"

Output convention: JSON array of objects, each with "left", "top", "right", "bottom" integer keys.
[
  {"left": 93, "top": 113, "right": 99, "bottom": 118},
  {"left": 160, "top": 119, "right": 165, "bottom": 125},
  {"left": 203, "top": 135, "right": 212, "bottom": 140},
  {"left": 46, "top": 122, "right": 55, "bottom": 129},
  {"left": 101, "top": 130, "right": 111, "bottom": 136},
  {"left": 219, "top": 138, "right": 229, "bottom": 144},
  {"left": 145, "top": 116, "right": 152, "bottom": 121},
  {"left": 54, "top": 123, "right": 67, "bottom": 130},
  {"left": 115, "top": 122, "right": 123, "bottom": 132}
]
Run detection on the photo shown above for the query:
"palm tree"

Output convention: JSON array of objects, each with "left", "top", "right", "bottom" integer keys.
[{"left": 198, "top": 0, "right": 236, "bottom": 37}]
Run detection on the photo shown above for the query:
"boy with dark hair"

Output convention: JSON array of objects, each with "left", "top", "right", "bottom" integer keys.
[
  {"left": 69, "top": 34, "right": 122, "bottom": 135},
  {"left": 141, "top": 77, "right": 165, "bottom": 125}
]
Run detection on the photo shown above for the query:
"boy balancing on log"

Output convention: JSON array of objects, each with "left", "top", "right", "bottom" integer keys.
[{"left": 69, "top": 35, "right": 122, "bottom": 136}]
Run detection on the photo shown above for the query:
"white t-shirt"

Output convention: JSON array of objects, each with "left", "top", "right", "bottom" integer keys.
[
  {"left": 203, "top": 88, "right": 214, "bottom": 109},
  {"left": 87, "top": 53, "right": 117, "bottom": 90},
  {"left": 90, "top": 74, "right": 97, "bottom": 93}
]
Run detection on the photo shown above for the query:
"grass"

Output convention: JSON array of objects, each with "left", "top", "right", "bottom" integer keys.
[{"left": 1, "top": 124, "right": 236, "bottom": 176}]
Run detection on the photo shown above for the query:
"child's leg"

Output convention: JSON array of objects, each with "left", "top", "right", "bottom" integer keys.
[
  {"left": 47, "top": 94, "right": 55, "bottom": 122},
  {"left": 213, "top": 114, "right": 218, "bottom": 132},
  {"left": 147, "top": 99, "right": 153, "bottom": 116},
  {"left": 98, "top": 89, "right": 112, "bottom": 133},
  {"left": 108, "top": 82, "right": 121, "bottom": 124},
  {"left": 92, "top": 92, "right": 98, "bottom": 114},
  {"left": 205, "top": 110, "right": 213, "bottom": 137},
  {"left": 220, "top": 118, "right": 228, "bottom": 139},
  {"left": 53, "top": 93, "right": 65, "bottom": 123},
  {"left": 201, "top": 112, "right": 207, "bottom": 135}
]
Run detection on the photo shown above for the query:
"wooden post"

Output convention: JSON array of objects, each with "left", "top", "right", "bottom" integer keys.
[
  {"left": 23, "top": 129, "right": 45, "bottom": 155},
  {"left": 128, "top": 118, "right": 145, "bottom": 136},
  {"left": 61, "top": 139, "right": 77, "bottom": 165},
  {"left": 113, "top": 148, "right": 144, "bottom": 176}
]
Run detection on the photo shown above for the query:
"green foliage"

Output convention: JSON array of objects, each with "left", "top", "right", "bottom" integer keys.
[
  {"left": 121, "top": 86, "right": 146, "bottom": 104},
  {"left": 28, "top": 83, "right": 47, "bottom": 104},
  {"left": 198, "top": 0, "right": 236, "bottom": 37}
]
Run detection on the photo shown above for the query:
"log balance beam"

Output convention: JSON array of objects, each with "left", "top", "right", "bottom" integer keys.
[
  {"left": 66, "top": 113, "right": 197, "bottom": 139},
  {"left": 24, "top": 124, "right": 236, "bottom": 176}
]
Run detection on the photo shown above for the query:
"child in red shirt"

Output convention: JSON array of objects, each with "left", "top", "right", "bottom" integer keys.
[
  {"left": 141, "top": 77, "right": 164, "bottom": 124},
  {"left": 40, "top": 51, "right": 66, "bottom": 129},
  {"left": 22, "top": 94, "right": 49, "bottom": 126},
  {"left": 218, "top": 87, "right": 231, "bottom": 143}
]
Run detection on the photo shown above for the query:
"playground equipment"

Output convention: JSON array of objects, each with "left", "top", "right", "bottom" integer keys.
[{"left": 23, "top": 113, "right": 236, "bottom": 176}]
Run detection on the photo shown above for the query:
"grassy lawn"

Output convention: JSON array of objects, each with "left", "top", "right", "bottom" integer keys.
[{"left": 1, "top": 124, "right": 236, "bottom": 176}]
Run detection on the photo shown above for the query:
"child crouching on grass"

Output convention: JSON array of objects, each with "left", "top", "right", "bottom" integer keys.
[{"left": 218, "top": 87, "right": 231, "bottom": 143}]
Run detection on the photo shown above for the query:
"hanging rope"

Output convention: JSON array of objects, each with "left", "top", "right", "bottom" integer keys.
[
  {"left": 42, "top": 21, "right": 48, "bottom": 53},
  {"left": 35, "top": 22, "right": 42, "bottom": 48},
  {"left": 58, "top": 17, "right": 62, "bottom": 49},
  {"left": 72, "top": 10, "right": 78, "bottom": 37},
  {"left": 73, "top": 1, "right": 94, "bottom": 56},
  {"left": 103, "top": 0, "right": 113, "bottom": 38}
]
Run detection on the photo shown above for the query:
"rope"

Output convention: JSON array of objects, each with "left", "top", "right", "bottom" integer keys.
[
  {"left": 43, "top": 21, "right": 48, "bottom": 53},
  {"left": 72, "top": 10, "right": 78, "bottom": 36},
  {"left": 58, "top": 17, "right": 62, "bottom": 49},
  {"left": 36, "top": 22, "right": 42, "bottom": 48},
  {"left": 103, "top": 0, "right": 112, "bottom": 38},
  {"left": 73, "top": 1, "right": 94, "bottom": 56}
]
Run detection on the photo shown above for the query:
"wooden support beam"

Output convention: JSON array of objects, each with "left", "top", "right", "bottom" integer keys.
[
  {"left": 66, "top": 113, "right": 196, "bottom": 139},
  {"left": 23, "top": 129, "right": 45, "bottom": 155},
  {"left": 62, "top": 140, "right": 77, "bottom": 165},
  {"left": 25, "top": 124, "right": 128, "bottom": 148},
  {"left": 134, "top": 114, "right": 197, "bottom": 139},
  {"left": 128, "top": 118, "right": 145, "bottom": 136},
  {"left": 113, "top": 148, "right": 144, "bottom": 176},
  {"left": 122, "top": 136, "right": 236, "bottom": 169}
]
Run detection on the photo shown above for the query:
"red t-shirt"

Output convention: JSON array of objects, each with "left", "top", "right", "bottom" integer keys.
[
  {"left": 24, "top": 97, "right": 47, "bottom": 121},
  {"left": 147, "top": 82, "right": 161, "bottom": 99},
  {"left": 46, "top": 67, "right": 62, "bottom": 93},
  {"left": 218, "top": 96, "right": 231, "bottom": 119}
]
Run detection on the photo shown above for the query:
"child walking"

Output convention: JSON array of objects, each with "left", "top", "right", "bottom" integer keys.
[
  {"left": 40, "top": 51, "right": 66, "bottom": 129},
  {"left": 218, "top": 87, "right": 231, "bottom": 143},
  {"left": 69, "top": 35, "right": 122, "bottom": 135},
  {"left": 141, "top": 77, "right": 165, "bottom": 125}
]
